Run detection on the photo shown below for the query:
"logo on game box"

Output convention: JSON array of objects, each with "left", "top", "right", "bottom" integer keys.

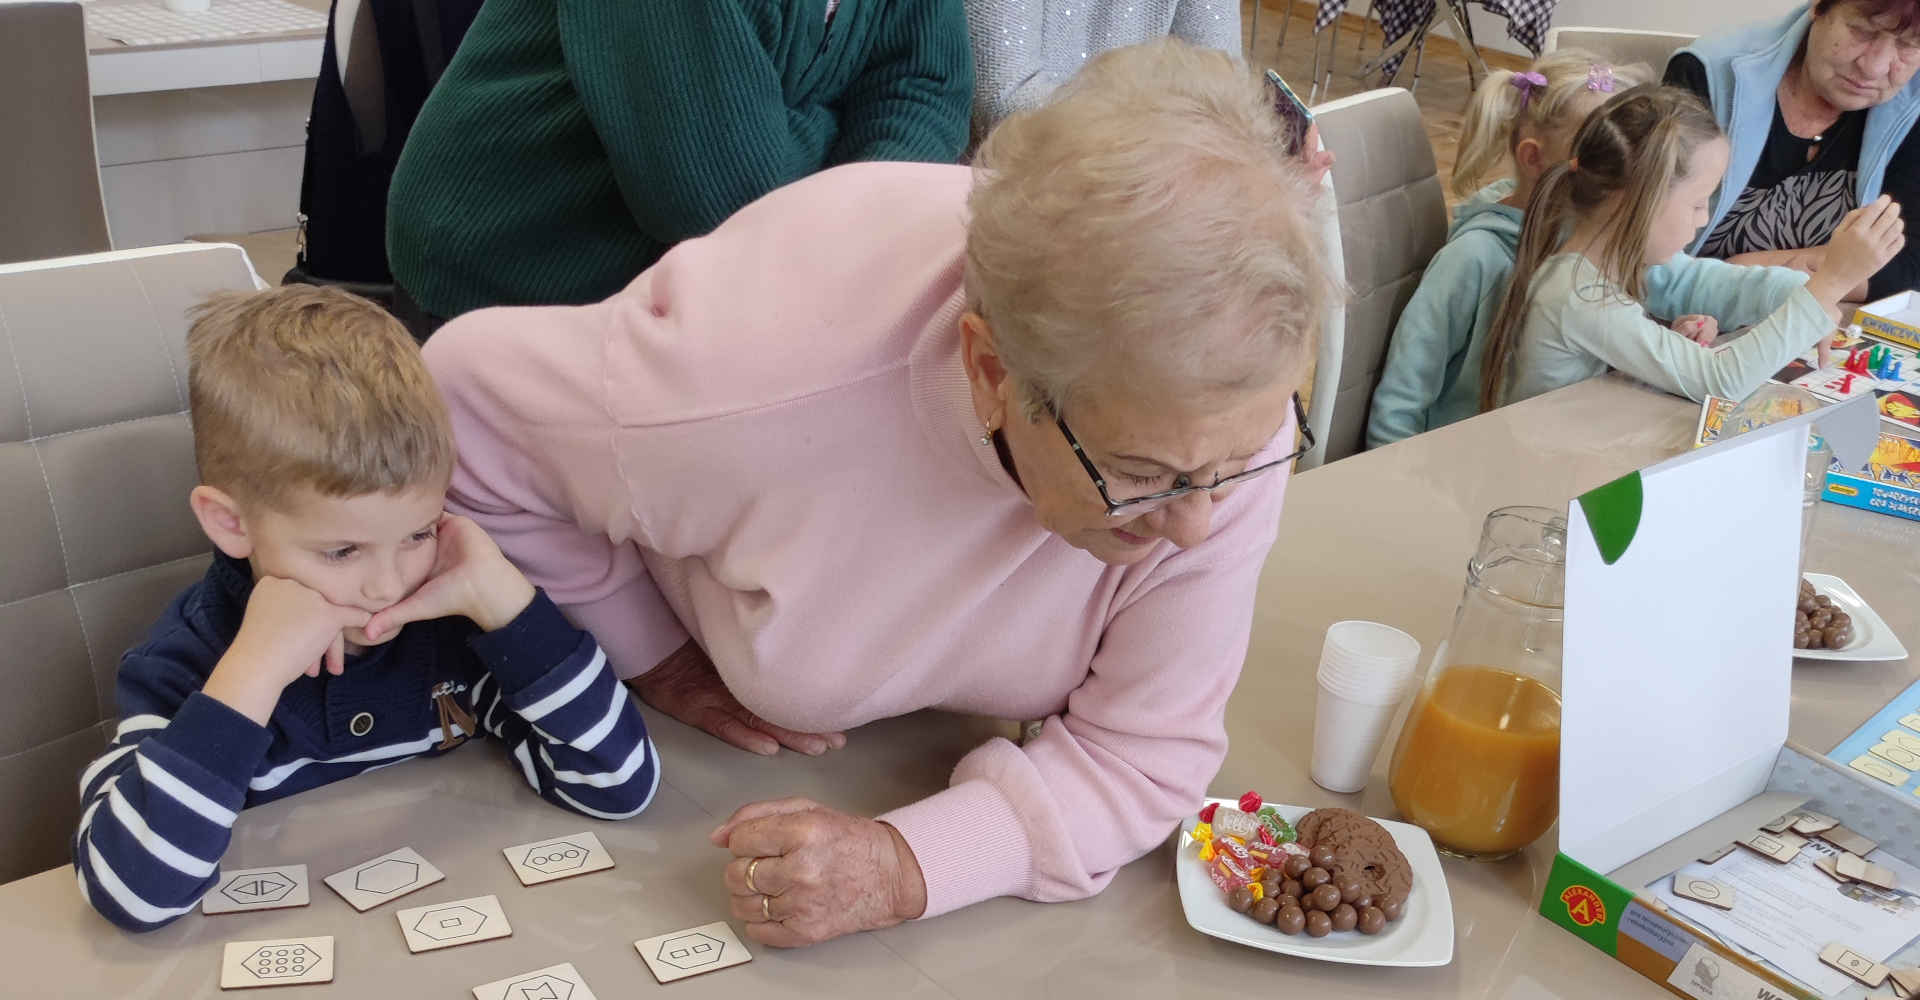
[{"left": 1560, "top": 885, "right": 1606, "bottom": 927}]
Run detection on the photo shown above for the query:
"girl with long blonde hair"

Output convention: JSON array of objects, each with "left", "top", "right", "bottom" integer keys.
[
  {"left": 1368, "top": 51, "right": 1648, "bottom": 448},
  {"left": 1479, "top": 84, "right": 1903, "bottom": 412}
]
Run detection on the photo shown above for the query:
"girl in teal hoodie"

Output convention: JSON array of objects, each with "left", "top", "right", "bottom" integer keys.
[{"left": 1367, "top": 51, "right": 1648, "bottom": 448}]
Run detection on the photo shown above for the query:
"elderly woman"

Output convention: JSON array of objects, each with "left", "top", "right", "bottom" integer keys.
[
  {"left": 1668, "top": 0, "right": 1920, "bottom": 300},
  {"left": 416, "top": 40, "right": 1329, "bottom": 946}
]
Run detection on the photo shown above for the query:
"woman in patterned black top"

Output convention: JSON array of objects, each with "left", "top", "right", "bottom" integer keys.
[{"left": 1668, "top": 0, "right": 1920, "bottom": 301}]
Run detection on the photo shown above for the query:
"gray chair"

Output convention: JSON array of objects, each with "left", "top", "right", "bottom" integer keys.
[
  {"left": 1544, "top": 27, "right": 1697, "bottom": 73},
  {"left": 0, "top": 243, "right": 261, "bottom": 884},
  {"left": 1308, "top": 88, "right": 1449, "bottom": 463},
  {"left": 0, "top": 2, "right": 112, "bottom": 265}
]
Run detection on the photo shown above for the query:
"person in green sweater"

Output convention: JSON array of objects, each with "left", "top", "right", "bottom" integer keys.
[{"left": 386, "top": 0, "right": 974, "bottom": 337}]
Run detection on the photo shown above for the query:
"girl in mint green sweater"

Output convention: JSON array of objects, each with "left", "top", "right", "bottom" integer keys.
[
  {"left": 1479, "top": 85, "right": 1903, "bottom": 413},
  {"left": 1367, "top": 51, "right": 1646, "bottom": 448}
]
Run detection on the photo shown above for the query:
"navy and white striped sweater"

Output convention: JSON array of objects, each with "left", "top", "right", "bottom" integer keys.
[{"left": 74, "top": 553, "right": 659, "bottom": 932}]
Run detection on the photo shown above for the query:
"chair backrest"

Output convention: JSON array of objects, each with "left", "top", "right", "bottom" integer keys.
[
  {"left": 0, "top": 244, "right": 259, "bottom": 884},
  {"left": 1309, "top": 88, "right": 1449, "bottom": 463},
  {"left": 1544, "top": 27, "right": 1697, "bottom": 72},
  {"left": 1297, "top": 146, "right": 1343, "bottom": 472},
  {"left": 0, "top": 2, "right": 112, "bottom": 265}
]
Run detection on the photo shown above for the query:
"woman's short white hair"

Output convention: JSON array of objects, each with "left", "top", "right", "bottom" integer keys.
[{"left": 965, "top": 39, "right": 1334, "bottom": 421}]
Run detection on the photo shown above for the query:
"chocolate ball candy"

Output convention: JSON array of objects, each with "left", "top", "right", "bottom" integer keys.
[
  {"left": 1332, "top": 903, "right": 1358, "bottom": 932},
  {"left": 1795, "top": 629, "right": 1813, "bottom": 649},
  {"left": 1826, "top": 625, "right": 1855, "bottom": 648},
  {"left": 1810, "top": 610, "right": 1833, "bottom": 629},
  {"left": 1336, "top": 875, "right": 1365, "bottom": 904},
  {"left": 1260, "top": 877, "right": 1282, "bottom": 900},
  {"left": 1310, "top": 884, "right": 1343, "bottom": 912},
  {"left": 1352, "top": 894, "right": 1375, "bottom": 911},
  {"left": 1281, "top": 878, "right": 1304, "bottom": 900},
  {"left": 1796, "top": 610, "right": 1810, "bottom": 629},
  {"left": 1380, "top": 896, "right": 1406, "bottom": 922},
  {"left": 1815, "top": 595, "right": 1834, "bottom": 609},
  {"left": 1831, "top": 612, "right": 1852, "bottom": 628},
  {"left": 1250, "top": 896, "right": 1280, "bottom": 925},
  {"left": 1276, "top": 894, "right": 1301, "bottom": 912},
  {"left": 1305, "top": 910, "right": 1333, "bottom": 937},
  {"left": 1302, "top": 867, "right": 1331, "bottom": 890},
  {"left": 1228, "top": 886, "right": 1255, "bottom": 914},
  {"left": 1283, "top": 854, "right": 1312, "bottom": 879},
  {"left": 1808, "top": 630, "right": 1826, "bottom": 649},
  {"left": 1310, "top": 844, "right": 1339, "bottom": 869},
  {"left": 1358, "top": 906, "right": 1388, "bottom": 935},
  {"left": 1799, "top": 596, "right": 1818, "bottom": 614},
  {"left": 1275, "top": 905, "right": 1307, "bottom": 935}
]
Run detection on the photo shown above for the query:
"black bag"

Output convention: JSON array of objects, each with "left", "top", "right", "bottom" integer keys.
[{"left": 281, "top": 0, "right": 482, "bottom": 302}]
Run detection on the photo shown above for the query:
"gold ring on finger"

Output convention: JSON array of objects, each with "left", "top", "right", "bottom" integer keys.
[
  {"left": 745, "top": 856, "right": 764, "bottom": 895},
  {"left": 761, "top": 893, "right": 773, "bottom": 922}
]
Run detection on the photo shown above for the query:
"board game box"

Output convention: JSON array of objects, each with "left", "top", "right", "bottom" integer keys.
[{"left": 1697, "top": 395, "right": 1920, "bottom": 523}]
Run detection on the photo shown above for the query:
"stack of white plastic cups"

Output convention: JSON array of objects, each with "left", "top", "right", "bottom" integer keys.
[{"left": 1310, "top": 621, "right": 1422, "bottom": 794}]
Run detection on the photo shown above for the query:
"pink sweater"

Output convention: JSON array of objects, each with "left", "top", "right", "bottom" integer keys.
[{"left": 423, "top": 162, "right": 1293, "bottom": 917}]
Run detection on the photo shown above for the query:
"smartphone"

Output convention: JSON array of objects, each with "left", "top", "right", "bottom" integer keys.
[{"left": 1265, "top": 69, "right": 1315, "bottom": 158}]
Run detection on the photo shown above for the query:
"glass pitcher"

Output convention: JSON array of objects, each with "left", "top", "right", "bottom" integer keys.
[{"left": 1388, "top": 506, "right": 1566, "bottom": 860}]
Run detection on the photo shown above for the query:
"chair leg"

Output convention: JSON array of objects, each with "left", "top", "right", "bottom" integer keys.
[
  {"left": 1315, "top": 16, "right": 1342, "bottom": 102},
  {"left": 1277, "top": 0, "right": 1298, "bottom": 49},
  {"left": 1248, "top": 0, "right": 1261, "bottom": 59},
  {"left": 1354, "top": 0, "right": 1375, "bottom": 56}
]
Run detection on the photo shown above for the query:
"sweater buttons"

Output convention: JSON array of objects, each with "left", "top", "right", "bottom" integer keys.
[{"left": 349, "top": 712, "right": 375, "bottom": 737}]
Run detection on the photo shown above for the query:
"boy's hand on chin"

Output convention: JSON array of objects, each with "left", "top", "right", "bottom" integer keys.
[
  {"left": 205, "top": 577, "right": 370, "bottom": 724},
  {"left": 363, "top": 515, "right": 535, "bottom": 639}
]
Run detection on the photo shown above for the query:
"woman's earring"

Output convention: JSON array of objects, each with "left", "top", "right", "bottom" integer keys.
[{"left": 979, "top": 431, "right": 993, "bottom": 446}]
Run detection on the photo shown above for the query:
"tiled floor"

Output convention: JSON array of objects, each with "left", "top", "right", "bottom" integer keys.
[{"left": 206, "top": 3, "right": 1516, "bottom": 287}]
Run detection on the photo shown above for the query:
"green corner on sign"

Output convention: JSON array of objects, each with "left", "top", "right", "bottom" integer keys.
[
  {"left": 1576, "top": 471, "right": 1643, "bottom": 566},
  {"left": 1540, "top": 853, "right": 1631, "bottom": 955}
]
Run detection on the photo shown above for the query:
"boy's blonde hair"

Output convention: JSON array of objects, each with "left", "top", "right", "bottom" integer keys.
[
  {"left": 186, "top": 285, "right": 454, "bottom": 508},
  {"left": 1450, "top": 49, "right": 1651, "bottom": 199},
  {"left": 965, "top": 39, "right": 1333, "bottom": 420},
  {"left": 1478, "top": 84, "right": 1724, "bottom": 412}
]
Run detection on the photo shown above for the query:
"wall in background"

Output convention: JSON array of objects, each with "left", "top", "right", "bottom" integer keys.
[{"left": 1460, "top": 0, "right": 1805, "bottom": 56}]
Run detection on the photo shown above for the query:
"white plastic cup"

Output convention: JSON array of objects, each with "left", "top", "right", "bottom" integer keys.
[{"left": 1310, "top": 621, "right": 1421, "bottom": 794}]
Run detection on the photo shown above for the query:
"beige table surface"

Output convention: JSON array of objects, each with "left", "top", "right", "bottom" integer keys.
[
  {"left": 2, "top": 376, "right": 1914, "bottom": 998},
  {"left": 84, "top": 0, "right": 327, "bottom": 54}
]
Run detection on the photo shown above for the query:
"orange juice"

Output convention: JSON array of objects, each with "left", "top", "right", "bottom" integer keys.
[{"left": 1388, "top": 665, "right": 1561, "bottom": 858}]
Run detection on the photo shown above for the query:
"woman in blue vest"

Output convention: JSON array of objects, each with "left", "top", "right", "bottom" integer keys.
[{"left": 1667, "top": 0, "right": 1920, "bottom": 301}]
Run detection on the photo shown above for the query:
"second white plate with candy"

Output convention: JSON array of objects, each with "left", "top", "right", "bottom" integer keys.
[{"left": 1174, "top": 799, "right": 1454, "bottom": 968}]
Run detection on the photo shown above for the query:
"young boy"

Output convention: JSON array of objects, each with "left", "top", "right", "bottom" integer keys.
[{"left": 74, "top": 287, "right": 659, "bottom": 932}]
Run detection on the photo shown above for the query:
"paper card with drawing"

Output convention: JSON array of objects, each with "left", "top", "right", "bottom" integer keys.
[{"left": 1654, "top": 838, "right": 1920, "bottom": 996}]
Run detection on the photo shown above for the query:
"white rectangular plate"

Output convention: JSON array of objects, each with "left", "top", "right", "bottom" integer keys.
[
  {"left": 322, "top": 846, "right": 444, "bottom": 911},
  {"left": 203, "top": 865, "right": 309, "bottom": 914},
  {"left": 396, "top": 894, "right": 512, "bottom": 953},
  {"left": 219, "top": 935, "right": 333, "bottom": 989},
  {"left": 1796, "top": 574, "right": 1908, "bottom": 662},
  {"left": 1175, "top": 799, "right": 1454, "bottom": 967},
  {"left": 634, "top": 920, "right": 752, "bottom": 983},
  {"left": 503, "top": 831, "right": 614, "bottom": 886},
  {"left": 473, "top": 962, "right": 599, "bottom": 1000}
]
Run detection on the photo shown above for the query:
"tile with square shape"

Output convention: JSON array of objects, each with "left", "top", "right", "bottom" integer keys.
[
  {"left": 1759, "top": 812, "right": 1798, "bottom": 834},
  {"left": 1883, "top": 730, "right": 1920, "bottom": 754},
  {"left": 1874, "top": 743, "right": 1920, "bottom": 770},
  {"left": 472, "top": 961, "right": 598, "bottom": 1000},
  {"left": 1901, "top": 714, "right": 1920, "bottom": 734},
  {"left": 502, "top": 831, "right": 614, "bottom": 887},
  {"left": 1814, "top": 854, "right": 1853, "bottom": 883},
  {"left": 1836, "top": 853, "right": 1899, "bottom": 890},
  {"left": 396, "top": 894, "right": 512, "bottom": 954},
  {"left": 1672, "top": 876, "right": 1735, "bottom": 910},
  {"left": 219, "top": 935, "right": 333, "bottom": 989},
  {"left": 1821, "top": 826, "right": 1881, "bottom": 857},
  {"left": 1850, "top": 755, "right": 1909, "bottom": 786},
  {"left": 634, "top": 920, "right": 752, "bottom": 983},
  {"left": 1790, "top": 812, "right": 1839, "bottom": 836},
  {"left": 323, "top": 846, "right": 444, "bottom": 911},
  {"left": 1821, "top": 942, "right": 1890, "bottom": 988},
  {"left": 1698, "top": 843, "right": 1737, "bottom": 865},
  {"left": 202, "top": 865, "right": 309, "bottom": 914},
  {"left": 1739, "top": 830, "right": 1806, "bottom": 863}
]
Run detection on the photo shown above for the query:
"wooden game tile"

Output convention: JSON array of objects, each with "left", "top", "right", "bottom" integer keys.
[{"left": 1820, "top": 942, "right": 1890, "bottom": 988}]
